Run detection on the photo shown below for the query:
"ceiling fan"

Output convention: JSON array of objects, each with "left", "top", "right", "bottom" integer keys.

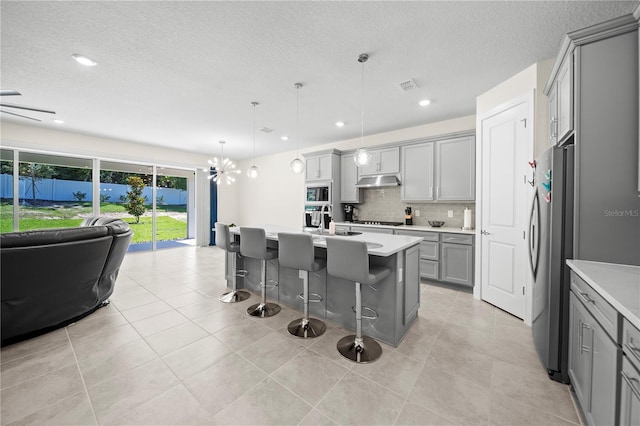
[{"left": 1, "top": 89, "right": 56, "bottom": 122}]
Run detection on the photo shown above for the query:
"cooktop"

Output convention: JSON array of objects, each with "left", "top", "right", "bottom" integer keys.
[{"left": 351, "top": 220, "right": 404, "bottom": 226}]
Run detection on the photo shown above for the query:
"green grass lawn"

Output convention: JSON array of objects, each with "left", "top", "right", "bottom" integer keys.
[{"left": 0, "top": 201, "right": 187, "bottom": 243}]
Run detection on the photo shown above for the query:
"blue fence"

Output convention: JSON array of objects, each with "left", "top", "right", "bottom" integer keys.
[{"left": 0, "top": 174, "right": 187, "bottom": 205}]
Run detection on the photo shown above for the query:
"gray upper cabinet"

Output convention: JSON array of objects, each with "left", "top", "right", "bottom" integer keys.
[
  {"left": 435, "top": 136, "right": 475, "bottom": 201},
  {"left": 556, "top": 56, "right": 573, "bottom": 143},
  {"left": 547, "top": 54, "right": 573, "bottom": 146},
  {"left": 400, "top": 136, "right": 475, "bottom": 202},
  {"left": 401, "top": 143, "right": 434, "bottom": 201},
  {"left": 358, "top": 147, "right": 400, "bottom": 176},
  {"left": 340, "top": 153, "right": 360, "bottom": 203},
  {"left": 305, "top": 154, "right": 332, "bottom": 181}
]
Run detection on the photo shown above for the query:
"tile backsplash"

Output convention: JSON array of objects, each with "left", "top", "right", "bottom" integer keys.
[{"left": 350, "top": 186, "right": 475, "bottom": 229}]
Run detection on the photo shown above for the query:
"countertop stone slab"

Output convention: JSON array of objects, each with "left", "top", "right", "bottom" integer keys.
[
  {"left": 335, "top": 222, "right": 475, "bottom": 235},
  {"left": 230, "top": 225, "right": 422, "bottom": 257},
  {"left": 567, "top": 259, "right": 640, "bottom": 329}
]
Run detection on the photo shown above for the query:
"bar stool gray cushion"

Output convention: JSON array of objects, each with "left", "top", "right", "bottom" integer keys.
[
  {"left": 215, "top": 223, "right": 239, "bottom": 253},
  {"left": 277, "top": 233, "right": 326, "bottom": 272},
  {"left": 240, "top": 227, "right": 277, "bottom": 260},
  {"left": 326, "top": 238, "right": 390, "bottom": 285}
]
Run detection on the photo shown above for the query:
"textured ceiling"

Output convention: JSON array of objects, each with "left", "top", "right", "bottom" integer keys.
[{"left": 0, "top": 1, "right": 636, "bottom": 160}]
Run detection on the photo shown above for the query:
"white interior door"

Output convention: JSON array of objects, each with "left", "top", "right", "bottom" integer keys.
[{"left": 479, "top": 95, "right": 531, "bottom": 320}]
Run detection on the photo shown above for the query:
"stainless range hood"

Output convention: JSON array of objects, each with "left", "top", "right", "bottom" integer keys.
[{"left": 355, "top": 175, "right": 401, "bottom": 188}]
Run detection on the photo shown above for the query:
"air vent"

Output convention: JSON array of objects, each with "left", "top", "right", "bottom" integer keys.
[
  {"left": 398, "top": 79, "right": 418, "bottom": 92},
  {"left": 259, "top": 127, "right": 274, "bottom": 133}
]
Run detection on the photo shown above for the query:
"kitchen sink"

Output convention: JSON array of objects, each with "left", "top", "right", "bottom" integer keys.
[{"left": 334, "top": 231, "right": 362, "bottom": 236}]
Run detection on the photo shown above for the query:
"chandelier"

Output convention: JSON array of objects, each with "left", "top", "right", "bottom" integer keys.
[{"left": 208, "top": 140, "right": 240, "bottom": 185}]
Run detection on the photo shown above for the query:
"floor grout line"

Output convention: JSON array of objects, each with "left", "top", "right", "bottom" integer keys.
[{"left": 65, "top": 327, "right": 100, "bottom": 426}]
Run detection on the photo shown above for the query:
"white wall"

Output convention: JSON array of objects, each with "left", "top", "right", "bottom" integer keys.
[
  {"left": 222, "top": 115, "right": 476, "bottom": 229},
  {"left": 0, "top": 121, "right": 210, "bottom": 168},
  {"left": 476, "top": 58, "right": 554, "bottom": 157}
]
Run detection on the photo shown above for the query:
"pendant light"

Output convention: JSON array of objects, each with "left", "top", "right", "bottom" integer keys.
[
  {"left": 290, "top": 82, "right": 305, "bottom": 174},
  {"left": 247, "top": 101, "right": 259, "bottom": 178},
  {"left": 353, "top": 53, "right": 372, "bottom": 167},
  {"left": 208, "top": 140, "right": 240, "bottom": 185}
]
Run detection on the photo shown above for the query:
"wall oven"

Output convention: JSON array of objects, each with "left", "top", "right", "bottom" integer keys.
[{"left": 305, "top": 182, "right": 331, "bottom": 204}]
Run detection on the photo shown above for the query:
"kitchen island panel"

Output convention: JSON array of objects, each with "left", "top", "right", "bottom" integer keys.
[{"left": 223, "top": 227, "right": 422, "bottom": 347}]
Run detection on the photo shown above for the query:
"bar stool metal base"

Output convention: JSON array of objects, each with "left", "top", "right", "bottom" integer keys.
[
  {"left": 337, "top": 335, "right": 382, "bottom": 363},
  {"left": 219, "top": 290, "right": 250, "bottom": 303},
  {"left": 287, "top": 318, "right": 326, "bottom": 338},
  {"left": 247, "top": 302, "right": 281, "bottom": 318}
]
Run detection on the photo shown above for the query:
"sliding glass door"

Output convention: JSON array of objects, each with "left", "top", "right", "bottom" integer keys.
[{"left": 17, "top": 152, "right": 92, "bottom": 231}]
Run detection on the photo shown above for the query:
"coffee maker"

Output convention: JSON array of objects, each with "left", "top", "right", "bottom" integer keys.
[
  {"left": 405, "top": 207, "right": 413, "bottom": 225},
  {"left": 344, "top": 204, "right": 354, "bottom": 222}
]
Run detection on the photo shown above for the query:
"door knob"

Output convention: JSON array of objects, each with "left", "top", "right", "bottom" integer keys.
[{"left": 481, "top": 230, "right": 491, "bottom": 235}]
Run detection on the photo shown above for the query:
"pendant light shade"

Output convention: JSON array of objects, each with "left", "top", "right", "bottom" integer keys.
[
  {"left": 208, "top": 140, "right": 240, "bottom": 185},
  {"left": 353, "top": 53, "right": 371, "bottom": 167},
  {"left": 248, "top": 101, "right": 259, "bottom": 179},
  {"left": 290, "top": 82, "right": 305, "bottom": 174}
]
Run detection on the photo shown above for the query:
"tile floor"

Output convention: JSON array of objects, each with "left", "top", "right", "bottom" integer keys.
[{"left": 0, "top": 246, "right": 581, "bottom": 425}]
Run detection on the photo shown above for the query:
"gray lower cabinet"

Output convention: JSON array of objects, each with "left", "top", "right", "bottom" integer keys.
[
  {"left": 620, "top": 319, "right": 640, "bottom": 426},
  {"left": 568, "top": 273, "right": 618, "bottom": 426},
  {"left": 440, "top": 242, "right": 473, "bottom": 286}
]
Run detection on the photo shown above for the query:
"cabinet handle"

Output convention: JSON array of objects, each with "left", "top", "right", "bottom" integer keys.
[
  {"left": 580, "top": 321, "right": 591, "bottom": 354},
  {"left": 625, "top": 342, "right": 640, "bottom": 365},
  {"left": 621, "top": 371, "right": 640, "bottom": 400},
  {"left": 579, "top": 291, "right": 595, "bottom": 304},
  {"left": 437, "top": 187, "right": 440, "bottom": 198}
]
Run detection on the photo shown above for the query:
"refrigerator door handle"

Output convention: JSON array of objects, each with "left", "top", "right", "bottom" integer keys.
[{"left": 528, "top": 191, "right": 541, "bottom": 278}]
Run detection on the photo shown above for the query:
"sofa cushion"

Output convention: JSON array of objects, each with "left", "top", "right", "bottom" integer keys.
[{"left": 0, "top": 226, "right": 109, "bottom": 249}]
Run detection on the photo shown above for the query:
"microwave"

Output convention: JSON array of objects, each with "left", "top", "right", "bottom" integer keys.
[{"left": 305, "top": 183, "right": 330, "bottom": 203}]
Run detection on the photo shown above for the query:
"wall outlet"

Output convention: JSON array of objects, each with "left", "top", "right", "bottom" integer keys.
[
  {"left": 448, "top": 210, "right": 454, "bottom": 218},
  {"left": 415, "top": 210, "right": 420, "bottom": 217}
]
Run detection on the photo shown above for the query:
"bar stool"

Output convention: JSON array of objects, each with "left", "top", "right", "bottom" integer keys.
[
  {"left": 240, "top": 227, "right": 281, "bottom": 318},
  {"left": 326, "top": 238, "right": 390, "bottom": 363},
  {"left": 215, "top": 223, "right": 250, "bottom": 303},
  {"left": 277, "top": 232, "right": 326, "bottom": 338}
]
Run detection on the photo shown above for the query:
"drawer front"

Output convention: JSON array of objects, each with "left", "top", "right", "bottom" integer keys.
[
  {"left": 420, "top": 241, "right": 439, "bottom": 260},
  {"left": 570, "top": 271, "right": 618, "bottom": 340},
  {"left": 395, "top": 229, "right": 439, "bottom": 241},
  {"left": 419, "top": 259, "right": 439, "bottom": 280},
  {"left": 623, "top": 319, "right": 640, "bottom": 368},
  {"left": 441, "top": 233, "right": 473, "bottom": 245},
  {"left": 620, "top": 356, "right": 640, "bottom": 426}
]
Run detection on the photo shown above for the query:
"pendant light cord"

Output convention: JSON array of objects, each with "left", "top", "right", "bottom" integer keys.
[
  {"left": 360, "top": 57, "right": 365, "bottom": 148},
  {"left": 251, "top": 102, "right": 258, "bottom": 164},
  {"left": 295, "top": 83, "right": 302, "bottom": 158}
]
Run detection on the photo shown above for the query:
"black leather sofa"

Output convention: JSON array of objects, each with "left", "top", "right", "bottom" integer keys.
[{"left": 1, "top": 216, "right": 133, "bottom": 346}]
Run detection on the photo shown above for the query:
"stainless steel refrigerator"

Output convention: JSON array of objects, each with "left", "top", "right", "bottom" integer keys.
[{"left": 530, "top": 144, "right": 574, "bottom": 384}]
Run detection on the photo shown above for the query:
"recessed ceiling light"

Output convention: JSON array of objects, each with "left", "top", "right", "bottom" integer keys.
[
  {"left": 281, "top": 136, "right": 289, "bottom": 141},
  {"left": 335, "top": 121, "right": 345, "bottom": 127},
  {"left": 72, "top": 54, "right": 97, "bottom": 66},
  {"left": 53, "top": 119, "right": 64, "bottom": 124},
  {"left": 419, "top": 99, "right": 431, "bottom": 107}
]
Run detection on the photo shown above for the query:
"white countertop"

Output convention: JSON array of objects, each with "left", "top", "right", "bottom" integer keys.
[
  {"left": 336, "top": 222, "right": 475, "bottom": 235},
  {"left": 230, "top": 225, "right": 422, "bottom": 257},
  {"left": 566, "top": 259, "right": 640, "bottom": 328}
]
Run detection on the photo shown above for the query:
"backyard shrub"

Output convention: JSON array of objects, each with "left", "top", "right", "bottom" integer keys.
[
  {"left": 72, "top": 191, "right": 87, "bottom": 202},
  {"left": 123, "top": 176, "right": 147, "bottom": 223}
]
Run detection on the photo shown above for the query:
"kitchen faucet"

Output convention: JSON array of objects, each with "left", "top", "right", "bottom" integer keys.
[{"left": 320, "top": 203, "right": 332, "bottom": 235}]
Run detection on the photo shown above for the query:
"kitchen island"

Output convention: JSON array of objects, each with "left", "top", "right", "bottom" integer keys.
[{"left": 225, "top": 225, "right": 423, "bottom": 346}]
